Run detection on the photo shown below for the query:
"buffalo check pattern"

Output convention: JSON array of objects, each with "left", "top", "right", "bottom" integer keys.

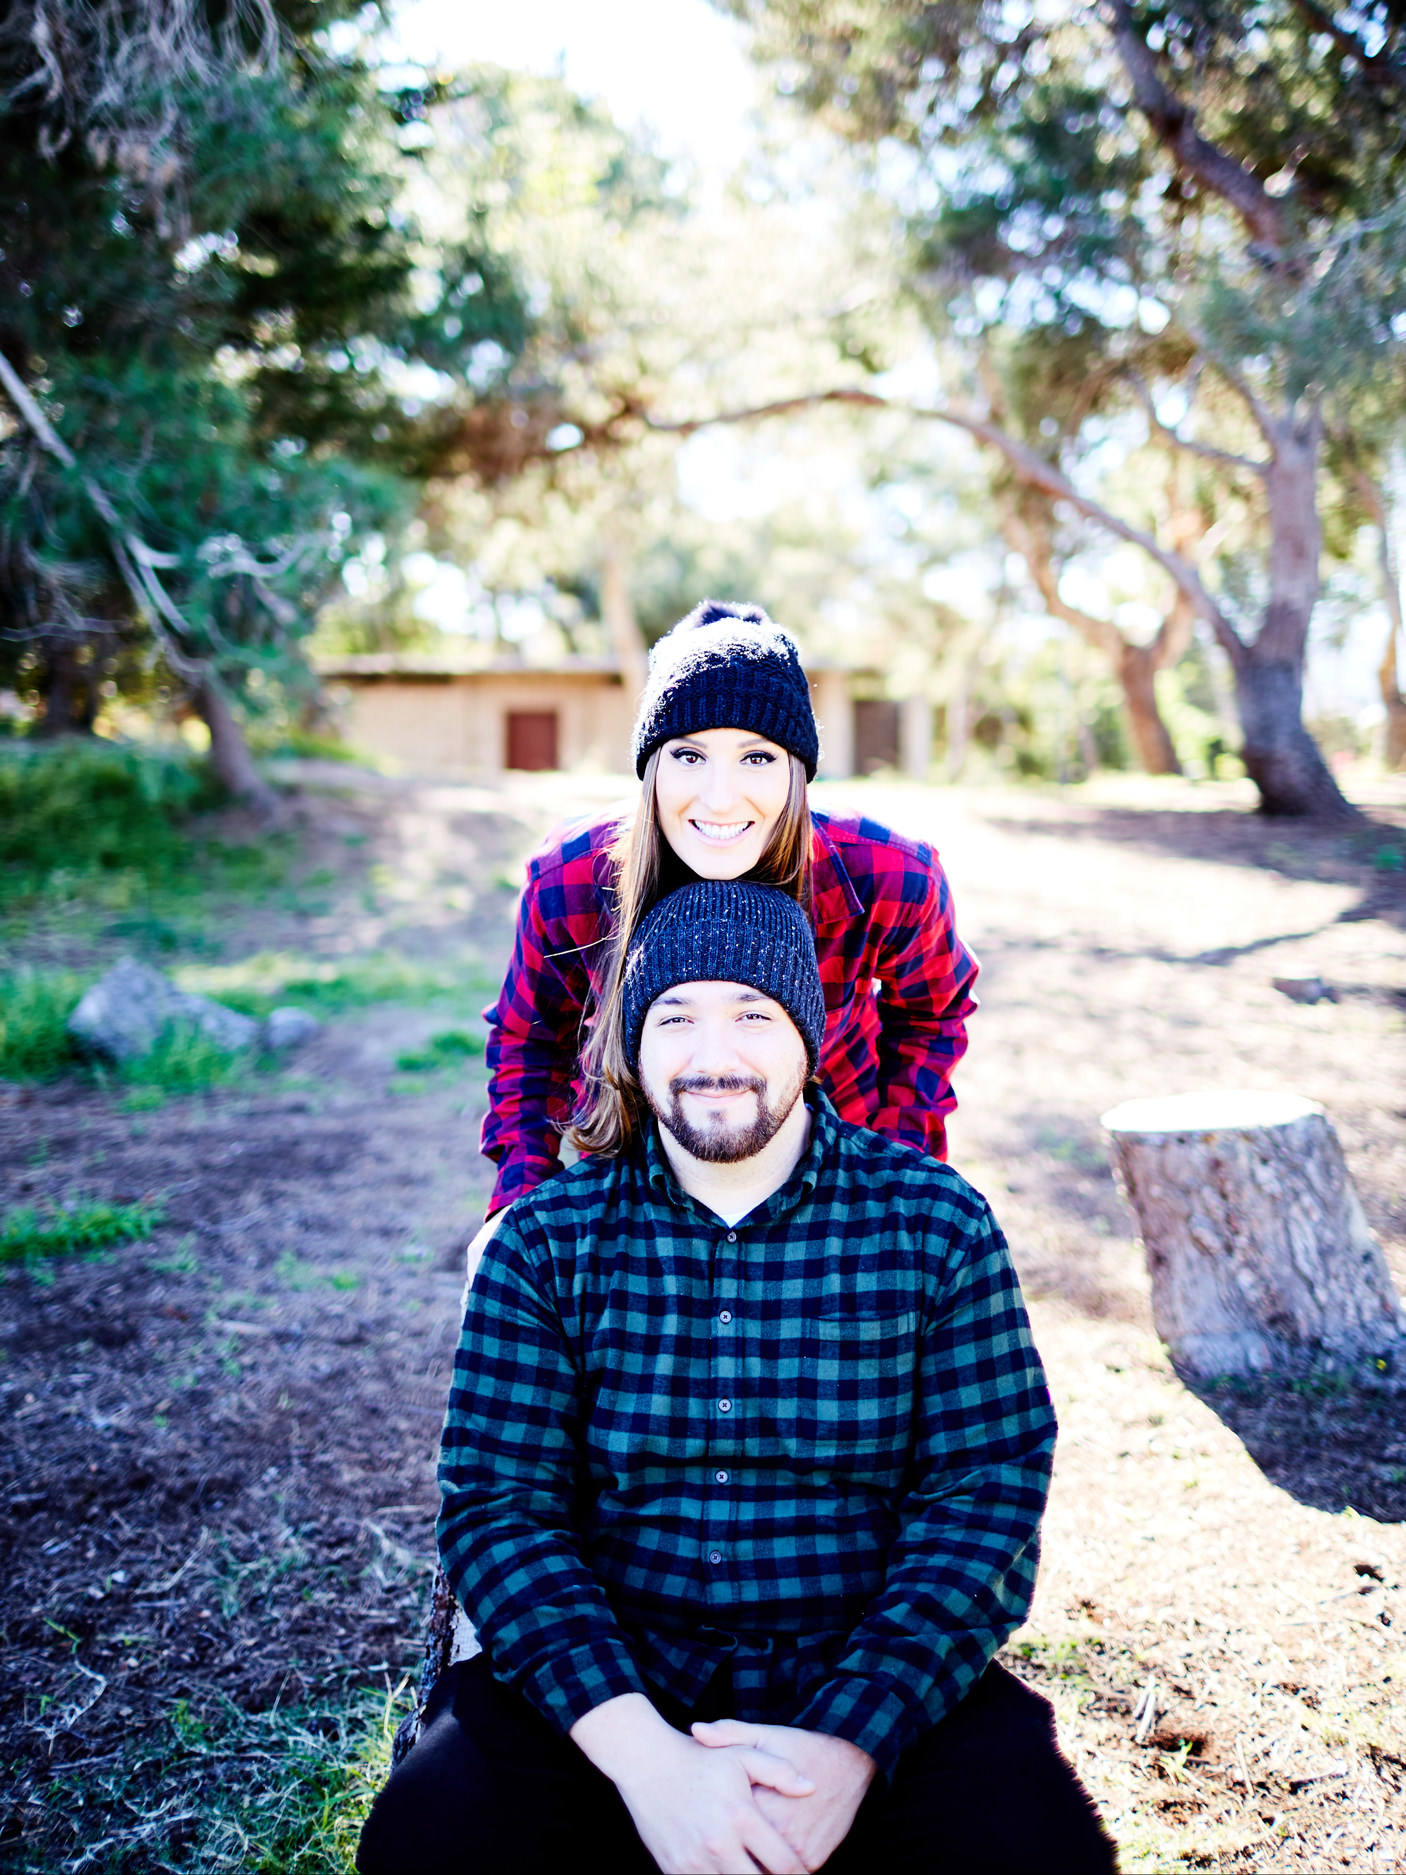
[
  {"left": 480, "top": 808, "right": 980, "bottom": 1213},
  {"left": 438, "top": 1092, "right": 1055, "bottom": 1780}
]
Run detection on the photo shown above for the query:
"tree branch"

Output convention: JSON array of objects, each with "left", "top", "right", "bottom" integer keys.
[
  {"left": 1288, "top": 0, "right": 1406, "bottom": 94},
  {"left": 1102, "top": 0, "right": 1288, "bottom": 254},
  {"left": 634, "top": 385, "right": 1247, "bottom": 664},
  {"left": 1126, "top": 372, "right": 1269, "bottom": 474}
]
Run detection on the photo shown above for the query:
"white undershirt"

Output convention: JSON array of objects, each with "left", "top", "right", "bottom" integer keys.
[{"left": 711, "top": 1205, "right": 754, "bottom": 1228}]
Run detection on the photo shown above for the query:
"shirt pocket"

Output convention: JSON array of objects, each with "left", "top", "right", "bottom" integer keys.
[{"left": 792, "top": 1310, "right": 920, "bottom": 1476}]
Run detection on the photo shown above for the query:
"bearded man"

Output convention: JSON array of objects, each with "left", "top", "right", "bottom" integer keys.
[{"left": 358, "top": 881, "right": 1116, "bottom": 1875}]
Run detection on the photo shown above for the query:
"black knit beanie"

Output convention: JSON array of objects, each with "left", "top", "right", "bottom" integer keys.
[
  {"left": 631, "top": 600, "right": 820, "bottom": 780},
  {"left": 622, "top": 880, "right": 826, "bottom": 1073}
]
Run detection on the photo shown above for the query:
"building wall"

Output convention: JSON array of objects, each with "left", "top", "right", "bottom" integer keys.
[{"left": 334, "top": 674, "right": 636, "bottom": 774}]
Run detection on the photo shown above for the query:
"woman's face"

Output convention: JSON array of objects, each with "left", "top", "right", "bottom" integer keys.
[{"left": 653, "top": 727, "right": 793, "bottom": 879}]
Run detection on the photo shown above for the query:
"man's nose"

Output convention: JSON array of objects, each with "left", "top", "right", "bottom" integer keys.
[{"left": 687, "top": 1020, "right": 748, "bottom": 1074}]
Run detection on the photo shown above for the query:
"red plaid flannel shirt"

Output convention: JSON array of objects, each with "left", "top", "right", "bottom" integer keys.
[{"left": 480, "top": 808, "right": 979, "bottom": 1213}]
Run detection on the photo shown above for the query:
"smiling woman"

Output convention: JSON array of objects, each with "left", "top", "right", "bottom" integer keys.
[{"left": 477, "top": 599, "right": 980, "bottom": 1220}]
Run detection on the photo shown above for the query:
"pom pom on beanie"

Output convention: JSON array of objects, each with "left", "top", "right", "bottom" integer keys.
[
  {"left": 622, "top": 880, "right": 825, "bottom": 1073},
  {"left": 632, "top": 600, "right": 819, "bottom": 779}
]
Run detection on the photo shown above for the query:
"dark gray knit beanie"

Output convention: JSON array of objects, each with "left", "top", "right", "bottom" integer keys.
[
  {"left": 631, "top": 600, "right": 819, "bottom": 780},
  {"left": 622, "top": 880, "right": 826, "bottom": 1072}
]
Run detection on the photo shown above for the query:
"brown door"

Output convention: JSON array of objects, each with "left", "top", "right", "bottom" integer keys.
[
  {"left": 506, "top": 710, "right": 559, "bottom": 771},
  {"left": 853, "top": 699, "right": 900, "bottom": 775}
]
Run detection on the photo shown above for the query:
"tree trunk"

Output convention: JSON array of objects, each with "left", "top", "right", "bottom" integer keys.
[
  {"left": 35, "top": 635, "right": 101, "bottom": 735},
  {"left": 1233, "top": 657, "right": 1356, "bottom": 819},
  {"left": 1227, "top": 415, "right": 1359, "bottom": 818},
  {"left": 1117, "top": 639, "right": 1181, "bottom": 774},
  {"left": 1103, "top": 1091, "right": 1406, "bottom": 1378},
  {"left": 188, "top": 675, "right": 282, "bottom": 822}
]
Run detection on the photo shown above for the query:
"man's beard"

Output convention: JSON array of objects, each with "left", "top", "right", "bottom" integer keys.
[{"left": 644, "top": 1064, "right": 807, "bottom": 1164}]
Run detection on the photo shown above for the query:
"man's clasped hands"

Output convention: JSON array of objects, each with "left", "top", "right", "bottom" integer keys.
[{"left": 571, "top": 1691, "right": 877, "bottom": 1875}]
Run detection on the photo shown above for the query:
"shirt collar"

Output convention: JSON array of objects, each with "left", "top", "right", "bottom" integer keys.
[
  {"left": 809, "top": 814, "right": 864, "bottom": 927},
  {"left": 640, "top": 1087, "right": 839, "bottom": 1226}
]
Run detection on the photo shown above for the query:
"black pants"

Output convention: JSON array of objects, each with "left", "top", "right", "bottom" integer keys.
[{"left": 357, "top": 1655, "right": 1118, "bottom": 1874}]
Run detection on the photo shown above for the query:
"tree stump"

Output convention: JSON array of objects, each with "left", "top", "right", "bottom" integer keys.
[{"left": 1102, "top": 1091, "right": 1406, "bottom": 1378}]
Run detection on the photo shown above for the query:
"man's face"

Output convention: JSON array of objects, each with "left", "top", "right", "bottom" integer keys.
[{"left": 637, "top": 979, "right": 809, "bottom": 1164}]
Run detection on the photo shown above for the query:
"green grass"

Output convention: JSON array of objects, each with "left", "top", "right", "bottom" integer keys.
[
  {"left": 23, "top": 1681, "right": 413, "bottom": 1872},
  {"left": 0, "top": 967, "right": 89, "bottom": 1079},
  {"left": 177, "top": 951, "right": 489, "bottom": 1018},
  {"left": 395, "top": 1028, "right": 484, "bottom": 1072},
  {"left": 0, "top": 1197, "right": 163, "bottom": 1263}
]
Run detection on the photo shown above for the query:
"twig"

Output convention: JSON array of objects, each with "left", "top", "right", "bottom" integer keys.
[
  {"left": 1132, "top": 1675, "right": 1159, "bottom": 1744},
  {"left": 135, "top": 1529, "right": 209, "bottom": 1596}
]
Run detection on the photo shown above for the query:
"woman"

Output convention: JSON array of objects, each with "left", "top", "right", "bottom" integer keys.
[{"left": 480, "top": 599, "right": 978, "bottom": 1215}]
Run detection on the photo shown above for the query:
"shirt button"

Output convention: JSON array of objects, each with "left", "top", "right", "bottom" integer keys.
[
  {"left": 718, "top": 1398, "right": 732, "bottom": 1414},
  {"left": 726, "top": 1231, "right": 737, "bottom": 1242},
  {"left": 708, "top": 1551, "right": 724, "bottom": 1566},
  {"left": 715, "top": 1469, "right": 729, "bottom": 1484},
  {"left": 718, "top": 1309, "right": 733, "bottom": 1325}
]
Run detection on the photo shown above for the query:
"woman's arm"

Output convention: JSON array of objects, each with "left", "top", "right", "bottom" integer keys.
[
  {"left": 871, "top": 847, "right": 979, "bottom": 1162},
  {"left": 480, "top": 851, "right": 601, "bottom": 1214}
]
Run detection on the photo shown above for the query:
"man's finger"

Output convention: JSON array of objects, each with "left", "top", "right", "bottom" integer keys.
[
  {"left": 739, "top": 1813, "right": 810, "bottom": 1875},
  {"left": 692, "top": 1718, "right": 760, "bottom": 1746},
  {"left": 736, "top": 1746, "right": 815, "bottom": 1797}
]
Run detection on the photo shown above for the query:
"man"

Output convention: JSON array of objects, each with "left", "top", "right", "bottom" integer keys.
[{"left": 359, "top": 881, "right": 1115, "bottom": 1874}]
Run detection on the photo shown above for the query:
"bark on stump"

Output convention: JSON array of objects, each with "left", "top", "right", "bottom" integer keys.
[{"left": 1102, "top": 1091, "right": 1406, "bottom": 1378}]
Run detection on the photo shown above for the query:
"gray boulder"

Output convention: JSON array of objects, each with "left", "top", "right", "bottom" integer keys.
[
  {"left": 263, "top": 1006, "right": 321, "bottom": 1052},
  {"left": 68, "top": 957, "right": 260, "bottom": 1063}
]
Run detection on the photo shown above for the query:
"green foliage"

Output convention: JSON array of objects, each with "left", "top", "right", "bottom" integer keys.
[
  {"left": 0, "top": 967, "right": 88, "bottom": 1078},
  {"left": 0, "top": 2, "right": 534, "bottom": 730},
  {"left": 0, "top": 739, "right": 224, "bottom": 902},
  {"left": 395, "top": 1027, "right": 484, "bottom": 1071},
  {"left": 0, "top": 1197, "right": 163, "bottom": 1263}
]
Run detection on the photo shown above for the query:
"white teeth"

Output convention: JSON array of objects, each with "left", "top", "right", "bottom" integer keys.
[{"left": 691, "top": 820, "right": 752, "bottom": 842}]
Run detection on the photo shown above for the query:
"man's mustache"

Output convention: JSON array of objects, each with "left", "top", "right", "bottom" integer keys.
[{"left": 670, "top": 1075, "right": 765, "bottom": 1097}]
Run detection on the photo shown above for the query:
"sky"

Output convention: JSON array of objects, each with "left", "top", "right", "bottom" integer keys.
[{"left": 389, "top": 0, "right": 763, "bottom": 182}]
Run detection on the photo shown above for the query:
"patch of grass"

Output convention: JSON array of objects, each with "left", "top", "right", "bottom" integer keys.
[
  {"left": 0, "top": 1197, "right": 163, "bottom": 1263},
  {"left": 177, "top": 950, "right": 488, "bottom": 1018},
  {"left": 395, "top": 1028, "right": 485, "bottom": 1072},
  {"left": 0, "top": 966, "right": 89, "bottom": 1079},
  {"left": 110, "top": 1026, "right": 258, "bottom": 1101},
  {"left": 24, "top": 1681, "right": 413, "bottom": 1872}
]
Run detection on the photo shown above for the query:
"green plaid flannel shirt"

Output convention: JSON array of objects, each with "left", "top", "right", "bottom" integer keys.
[{"left": 438, "top": 1091, "right": 1056, "bottom": 1780}]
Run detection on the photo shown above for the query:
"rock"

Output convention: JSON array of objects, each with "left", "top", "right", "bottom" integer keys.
[
  {"left": 263, "top": 1006, "right": 321, "bottom": 1052},
  {"left": 67, "top": 957, "right": 259, "bottom": 1063},
  {"left": 1273, "top": 975, "right": 1336, "bottom": 1005}
]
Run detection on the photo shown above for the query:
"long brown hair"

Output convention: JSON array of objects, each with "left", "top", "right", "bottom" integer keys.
[{"left": 567, "top": 746, "right": 812, "bottom": 1158}]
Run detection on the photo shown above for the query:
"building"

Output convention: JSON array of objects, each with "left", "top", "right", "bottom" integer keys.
[{"left": 316, "top": 654, "right": 933, "bottom": 781}]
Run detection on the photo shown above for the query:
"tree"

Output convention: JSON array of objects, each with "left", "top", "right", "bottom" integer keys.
[
  {"left": 723, "top": 0, "right": 1406, "bottom": 816},
  {"left": 0, "top": 1, "right": 528, "bottom": 807}
]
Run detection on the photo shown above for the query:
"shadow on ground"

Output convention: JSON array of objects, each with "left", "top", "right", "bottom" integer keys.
[
  {"left": 1185, "top": 1370, "right": 1406, "bottom": 1523},
  {"left": 981, "top": 804, "right": 1406, "bottom": 930}
]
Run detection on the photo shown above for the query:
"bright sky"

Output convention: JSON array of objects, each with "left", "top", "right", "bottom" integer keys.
[{"left": 389, "top": 0, "right": 763, "bottom": 179}]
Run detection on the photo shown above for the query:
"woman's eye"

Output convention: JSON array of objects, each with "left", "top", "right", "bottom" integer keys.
[
  {"left": 671, "top": 748, "right": 703, "bottom": 765},
  {"left": 741, "top": 751, "right": 776, "bottom": 765}
]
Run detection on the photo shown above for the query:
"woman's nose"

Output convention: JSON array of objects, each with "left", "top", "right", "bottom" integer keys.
[{"left": 696, "top": 761, "right": 740, "bottom": 811}]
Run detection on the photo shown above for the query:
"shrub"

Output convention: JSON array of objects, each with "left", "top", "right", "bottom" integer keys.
[{"left": 0, "top": 738, "right": 224, "bottom": 904}]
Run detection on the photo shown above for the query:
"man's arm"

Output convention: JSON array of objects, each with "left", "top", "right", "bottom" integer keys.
[{"left": 782, "top": 1196, "right": 1055, "bottom": 1782}]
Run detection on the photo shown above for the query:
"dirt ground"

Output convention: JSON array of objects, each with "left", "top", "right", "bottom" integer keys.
[{"left": 2, "top": 763, "right": 1405, "bottom": 1871}]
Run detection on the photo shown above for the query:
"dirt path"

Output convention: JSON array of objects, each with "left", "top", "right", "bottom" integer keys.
[{"left": 2, "top": 766, "right": 1405, "bottom": 1870}]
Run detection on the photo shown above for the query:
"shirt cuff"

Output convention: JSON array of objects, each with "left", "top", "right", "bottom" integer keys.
[
  {"left": 522, "top": 1635, "right": 651, "bottom": 1736},
  {"left": 790, "top": 1674, "right": 929, "bottom": 1783}
]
